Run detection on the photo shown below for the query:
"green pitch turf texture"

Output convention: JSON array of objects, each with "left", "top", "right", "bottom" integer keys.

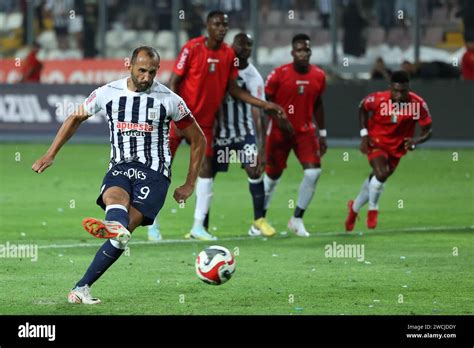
[{"left": 0, "top": 143, "right": 472, "bottom": 315}]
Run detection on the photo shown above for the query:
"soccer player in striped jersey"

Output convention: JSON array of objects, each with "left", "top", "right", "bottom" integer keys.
[
  {"left": 32, "top": 46, "right": 206, "bottom": 304},
  {"left": 263, "top": 33, "right": 327, "bottom": 237},
  {"left": 206, "top": 33, "right": 275, "bottom": 237},
  {"left": 147, "top": 11, "right": 287, "bottom": 241}
]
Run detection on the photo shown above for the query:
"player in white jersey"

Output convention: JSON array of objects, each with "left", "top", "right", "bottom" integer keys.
[
  {"left": 32, "top": 46, "right": 206, "bottom": 304},
  {"left": 202, "top": 33, "right": 275, "bottom": 237}
]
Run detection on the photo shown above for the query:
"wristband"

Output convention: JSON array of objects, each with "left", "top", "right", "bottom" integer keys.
[
  {"left": 360, "top": 128, "right": 368, "bottom": 137},
  {"left": 319, "top": 129, "right": 327, "bottom": 137}
]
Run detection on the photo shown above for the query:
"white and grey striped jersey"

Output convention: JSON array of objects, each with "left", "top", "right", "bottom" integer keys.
[
  {"left": 216, "top": 63, "right": 265, "bottom": 140},
  {"left": 83, "top": 78, "right": 192, "bottom": 178}
]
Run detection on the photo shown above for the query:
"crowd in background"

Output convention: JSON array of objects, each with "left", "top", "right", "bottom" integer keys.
[{"left": 1, "top": 0, "right": 473, "bottom": 80}]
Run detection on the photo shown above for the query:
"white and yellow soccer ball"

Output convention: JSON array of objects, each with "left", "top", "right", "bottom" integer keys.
[{"left": 195, "top": 246, "right": 236, "bottom": 285}]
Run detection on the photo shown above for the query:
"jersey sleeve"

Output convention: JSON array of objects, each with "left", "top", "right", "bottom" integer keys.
[
  {"left": 173, "top": 44, "right": 192, "bottom": 77},
  {"left": 265, "top": 69, "right": 279, "bottom": 97},
  {"left": 169, "top": 94, "right": 195, "bottom": 129},
  {"left": 359, "top": 93, "right": 377, "bottom": 111},
  {"left": 417, "top": 99, "right": 432, "bottom": 126},
  {"left": 83, "top": 87, "right": 103, "bottom": 116}
]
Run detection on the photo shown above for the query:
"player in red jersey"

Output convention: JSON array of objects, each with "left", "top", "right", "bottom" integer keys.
[
  {"left": 263, "top": 33, "right": 327, "bottom": 237},
  {"left": 345, "top": 71, "right": 432, "bottom": 231},
  {"left": 147, "top": 11, "right": 286, "bottom": 241}
]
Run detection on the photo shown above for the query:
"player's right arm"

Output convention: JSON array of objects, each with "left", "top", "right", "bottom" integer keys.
[
  {"left": 168, "top": 96, "right": 206, "bottom": 203},
  {"left": 265, "top": 92, "right": 294, "bottom": 137},
  {"left": 263, "top": 69, "right": 294, "bottom": 137},
  {"left": 173, "top": 119, "right": 206, "bottom": 203},
  {"left": 169, "top": 43, "right": 190, "bottom": 94},
  {"left": 31, "top": 104, "right": 91, "bottom": 173},
  {"left": 359, "top": 106, "right": 370, "bottom": 154},
  {"left": 358, "top": 94, "right": 375, "bottom": 154}
]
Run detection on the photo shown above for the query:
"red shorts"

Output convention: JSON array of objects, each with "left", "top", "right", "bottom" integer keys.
[
  {"left": 367, "top": 145, "right": 402, "bottom": 171},
  {"left": 265, "top": 130, "right": 320, "bottom": 176},
  {"left": 169, "top": 122, "right": 214, "bottom": 157}
]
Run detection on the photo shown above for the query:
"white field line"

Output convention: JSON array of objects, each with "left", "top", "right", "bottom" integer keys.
[{"left": 36, "top": 225, "right": 474, "bottom": 250}]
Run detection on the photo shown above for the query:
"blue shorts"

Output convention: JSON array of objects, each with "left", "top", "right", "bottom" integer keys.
[
  {"left": 212, "top": 134, "right": 258, "bottom": 173},
  {"left": 96, "top": 162, "right": 170, "bottom": 226}
]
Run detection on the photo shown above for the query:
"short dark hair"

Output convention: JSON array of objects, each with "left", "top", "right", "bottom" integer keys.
[
  {"left": 233, "top": 32, "right": 252, "bottom": 42},
  {"left": 207, "top": 10, "right": 226, "bottom": 22},
  {"left": 131, "top": 46, "right": 160, "bottom": 64},
  {"left": 292, "top": 33, "right": 311, "bottom": 46},
  {"left": 391, "top": 70, "right": 410, "bottom": 84}
]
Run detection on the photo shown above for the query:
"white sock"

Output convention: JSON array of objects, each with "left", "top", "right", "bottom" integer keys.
[
  {"left": 353, "top": 178, "right": 370, "bottom": 213},
  {"left": 193, "top": 177, "right": 213, "bottom": 228},
  {"left": 296, "top": 168, "right": 321, "bottom": 209},
  {"left": 263, "top": 174, "right": 280, "bottom": 210},
  {"left": 368, "top": 176, "right": 384, "bottom": 210},
  {"left": 110, "top": 237, "right": 130, "bottom": 250}
]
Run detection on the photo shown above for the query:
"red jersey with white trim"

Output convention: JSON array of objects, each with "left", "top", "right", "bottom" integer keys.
[
  {"left": 361, "top": 90, "right": 432, "bottom": 156},
  {"left": 173, "top": 36, "right": 238, "bottom": 128},
  {"left": 265, "top": 63, "right": 326, "bottom": 133}
]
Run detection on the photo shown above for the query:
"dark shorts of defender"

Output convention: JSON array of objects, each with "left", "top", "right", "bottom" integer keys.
[
  {"left": 96, "top": 162, "right": 170, "bottom": 226},
  {"left": 212, "top": 134, "right": 258, "bottom": 173}
]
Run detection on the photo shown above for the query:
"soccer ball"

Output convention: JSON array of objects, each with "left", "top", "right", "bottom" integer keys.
[{"left": 195, "top": 245, "right": 236, "bottom": 285}]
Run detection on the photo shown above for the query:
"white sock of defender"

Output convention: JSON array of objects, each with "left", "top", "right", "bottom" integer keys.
[
  {"left": 110, "top": 237, "right": 130, "bottom": 250},
  {"left": 296, "top": 168, "right": 322, "bottom": 210},
  {"left": 193, "top": 177, "right": 213, "bottom": 228},
  {"left": 368, "top": 176, "right": 384, "bottom": 210},
  {"left": 353, "top": 178, "right": 370, "bottom": 213},
  {"left": 263, "top": 174, "right": 280, "bottom": 210}
]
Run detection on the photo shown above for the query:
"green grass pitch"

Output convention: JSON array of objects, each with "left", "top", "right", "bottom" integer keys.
[{"left": 0, "top": 143, "right": 472, "bottom": 315}]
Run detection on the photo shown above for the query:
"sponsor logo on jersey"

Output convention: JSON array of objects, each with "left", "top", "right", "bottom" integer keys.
[
  {"left": 176, "top": 48, "right": 189, "bottom": 70},
  {"left": 112, "top": 168, "right": 147, "bottom": 180},
  {"left": 116, "top": 121, "right": 154, "bottom": 132}
]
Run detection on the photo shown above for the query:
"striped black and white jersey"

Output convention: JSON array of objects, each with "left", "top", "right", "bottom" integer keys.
[
  {"left": 83, "top": 78, "right": 193, "bottom": 178},
  {"left": 216, "top": 63, "right": 265, "bottom": 140}
]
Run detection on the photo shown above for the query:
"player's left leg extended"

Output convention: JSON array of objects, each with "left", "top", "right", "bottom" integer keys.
[
  {"left": 366, "top": 154, "right": 399, "bottom": 229},
  {"left": 288, "top": 133, "right": 322, "bottom": 237},
  {"left": 70, "top": 186, "right": 135, "bottom": 304}
]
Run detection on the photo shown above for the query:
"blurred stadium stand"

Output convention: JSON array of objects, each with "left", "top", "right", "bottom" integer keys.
[
  {"left": 1, "top": 0, "right": 473, "bottom": 145},
  {"left": 0, "top": 1, "right": 469, "bottom": 71}
]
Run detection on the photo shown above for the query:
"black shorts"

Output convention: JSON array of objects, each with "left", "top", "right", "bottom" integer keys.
[
  {"left": 212, "top": 134, "right": 258, "bottom": 173},
  {"left": 96, "top": 162, "right": 170, "bottom": 226}
]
